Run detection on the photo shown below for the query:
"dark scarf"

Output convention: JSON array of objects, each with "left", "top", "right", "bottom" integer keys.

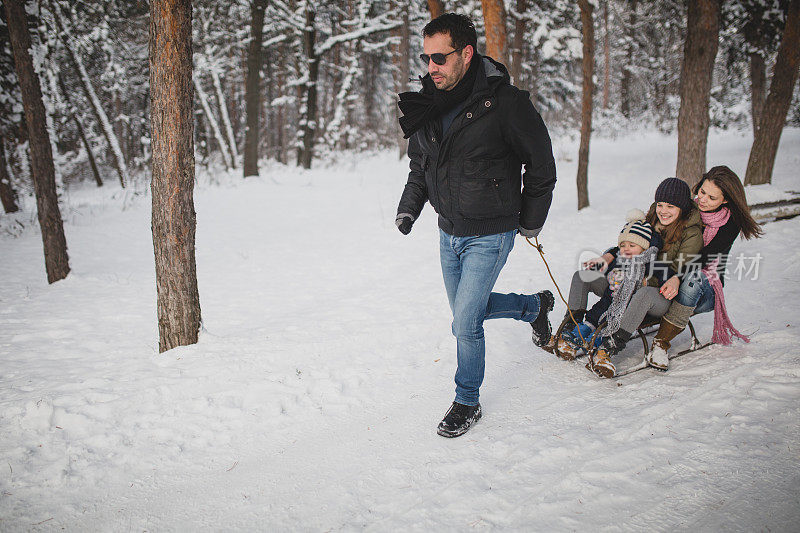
[{"left": 397, "top": 54, "right": 480, "bottom": 139}]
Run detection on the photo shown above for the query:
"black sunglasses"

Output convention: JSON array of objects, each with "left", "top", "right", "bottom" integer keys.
[{"left": 419, "top": 47, "right": 463, "bottom": 66}]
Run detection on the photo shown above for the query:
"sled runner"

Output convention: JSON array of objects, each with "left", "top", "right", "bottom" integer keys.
[{"left": 546, "top": 314, "right": 713, "bottom": 378}]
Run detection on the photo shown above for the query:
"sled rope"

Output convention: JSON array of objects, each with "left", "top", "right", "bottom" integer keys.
[{"left": 525, "top": 236, "right": 588, "bottom": 347}]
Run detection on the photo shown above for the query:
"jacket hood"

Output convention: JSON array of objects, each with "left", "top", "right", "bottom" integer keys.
[
  {"left": 480, "top": 55, "right": 510, "bottom": 84},
  {"left": 469, "top": 55, "right": 510, "bottom": 97}
]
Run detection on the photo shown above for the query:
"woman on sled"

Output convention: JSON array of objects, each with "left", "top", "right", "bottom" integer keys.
[
  {"left": 646, "top": 166, "right": 763, "bottom": 369},
  {"left": 550, "top": 177, "right": 704, "bottom": 378}
]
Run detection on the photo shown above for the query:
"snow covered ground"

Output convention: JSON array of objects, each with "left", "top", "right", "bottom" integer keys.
[{"left": 1, "top": 128, "right": 799, "bottom": 531}]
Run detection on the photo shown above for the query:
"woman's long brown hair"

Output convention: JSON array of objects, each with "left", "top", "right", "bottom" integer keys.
[{"left": 694, "top": 165, "right": 763, "bottom": 240}]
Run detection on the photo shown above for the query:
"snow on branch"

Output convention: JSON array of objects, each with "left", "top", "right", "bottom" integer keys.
[{"left": 315, "top": 19, "right": 404, "bottom": 57}]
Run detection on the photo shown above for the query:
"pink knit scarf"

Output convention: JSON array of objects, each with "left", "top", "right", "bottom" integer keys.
[{"left": 700, "top": 207, "right": 749, "bottom": 345}]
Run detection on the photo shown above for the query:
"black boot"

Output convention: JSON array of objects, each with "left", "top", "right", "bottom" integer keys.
[
  {"left": 565, "top": 309, "right": 586, "bottom": 325},
  {"left": 530, "top": 290, "right": 555, "bottom": 347},
  {"left": 600, "top": 330, "right": 632, "bottom": 356},
  {"left": 543, "top": 309, "right": 585, "bottom": 354},
  {"left": 437, "top": 401, "right": 482, "bottom": 438}
]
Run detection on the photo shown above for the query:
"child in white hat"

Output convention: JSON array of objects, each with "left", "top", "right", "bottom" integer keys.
[{"left": 558, "top": 209, "right": 662, "bottom": 376}]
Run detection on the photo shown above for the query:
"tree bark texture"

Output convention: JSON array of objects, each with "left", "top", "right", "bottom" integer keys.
[
  {"left": 0, "top": 141, "right": 19, "bottom": 213},
  {"left": 297, "top": 7, "right": 318, "bottom": 169},
  {"left": 482, "top": 0, "right": 508, "bottom": 65},
  {"left": 243, "top": 0, "right": 267, "bottom": 177},
  {"left": 745, "top": 0, "right": 800, "bottom": 186},
  {"left": 675, "top": 0, "right": 720, "bottom": 187},
  {"left": 5, "top": 0, "right": 70, "bottom": 283},
  {"left": 510, "top": 0, "right": 527, "bottom": 87},
  {"left": 577, "top": 0, "right": 594, "bottom": 211},
  {"left": 149, "top": 0, "right": 201, "bottom": 353},
  {"left": 749, "top": 52, "right": 766, "bottom": 137},
  {"left": 427, "top": 0, "right": 444, "bottom": 19},
  {"left": 620, "top": 0, "right": 637, "bottom": 118}
]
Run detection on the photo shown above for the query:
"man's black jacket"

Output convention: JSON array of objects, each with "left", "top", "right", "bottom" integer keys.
[{"left": 397, "top": 56, "right": 556, "bottom": 237}]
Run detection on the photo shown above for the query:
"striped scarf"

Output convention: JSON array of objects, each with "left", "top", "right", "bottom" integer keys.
[
  {"left": 600, "top": 245, "right": 659, "bottom": 336},
  {"left": 701, "top": 207, "right": 749, "bottom": 346}
]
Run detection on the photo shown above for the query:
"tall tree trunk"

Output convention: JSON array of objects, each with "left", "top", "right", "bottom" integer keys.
[
  {"left": 150, "top": 0, "right": 201, "bottom": 353},
  {"left": 243, "top": 0, "right": 267, "bottom": 177},
  {"left": 620, "top": 0, "right": 637, "bottom": 118},
  {"left": 73, "top": 115, "right": 103, "bottom": 187},
  {"left": 0, "top": 141, "right": 19, "bottom": 213},
  {"left": 529, "top": 44, "right": 541, "bottom": 105},
  {"left": 326, "top": 1, "right": 361, "bottom": 151},
  {"left": 297, "top": 6, "right": 318, "bottom": 169},
  {"left": 482, "top": 0, "right": 508, "bottom": 65},
  {"left": 211, "top": 69, "right": 239, "bottom": 167},
  {"left": 58, "top": 75, "right": 102, "bottom": 187},
  {"left": 264, "top": 61, "right": 279, "bottom": 158},
  {"left": 393, "top": 0, "right": 411, "bottom": 159},
  {"left": 113, "top": 91, "right": 125, "bottom": 170},
  {"left": 194, "top": 75, "right": 233, "bottom": 169},
  {"left": 577, "top": 0, "right": 594, "bottom": 211},
  {"left": 5, "top": 0, "right": 70, "bottom": 283},
  {"left": 427, "top": 0, "right": 444, "bottom": 19},
  {"left": 230, "top": 48, "right": 241, "bottom": 143},
  {"left": 48, "top": 0, "right": 128, "bottom": 188},
  {"left": 745, "top": 0, "right": 800, "bottom": 186},
  {"left": 603, "top": 0, "right": 610, "bottom": 109},
  {"left": 276, "top": 43, "right": 287, "bottom": 164},
  {"left": 510, "top": 0, "right": 527, "bottom": 87},
  {"left": 749, "top": 52, "right": 767, "bottom": 137},
  {"left": 327, "top": 42, "right": 359, "bottom": 150},
  {"left": 675, "top": 0, "right": 720, "bottom": 187}
]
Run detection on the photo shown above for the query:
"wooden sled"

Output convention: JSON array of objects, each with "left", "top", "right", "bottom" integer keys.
[{"left": 546, "top": 314, "right": 712, "bottom": 378}]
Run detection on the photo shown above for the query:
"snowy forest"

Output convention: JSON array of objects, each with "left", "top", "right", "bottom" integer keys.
[
  {"left": 2, "top": 0, "right": 798, "bottom": 186},
  {"left": 2, "top": 0, "right": 800, "bottom": 529}
]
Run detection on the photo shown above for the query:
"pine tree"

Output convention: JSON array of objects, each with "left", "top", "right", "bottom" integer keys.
[
  {"left": 149, "top": 0, "right": 202, "bottom": 352},
  {"left": 5, "top": 0, "right": 70, "bottom": 283},
  {"left": 745, "top": 0, "right": 800, "bottom": 185},
  {"left": 577, "top": 0, "right": 594, "bottom": 210},
  {"left": 243, "top": 0, "right": 267, "bottom": 178},
  {"left": 428, "top": 0, "right": 445, "bottom": 19},
  {"left": 676, "top": 0, "right": 721, "bottom": 187},
  {"left": 482, "top": 0, "right": 508, "bottom": 65}
]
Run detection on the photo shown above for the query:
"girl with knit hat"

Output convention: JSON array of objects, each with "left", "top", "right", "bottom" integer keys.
[
  {"left": 556, "top": 177, "right": 704, "bottom": 377},
  {"left": 555, "top": 210, "right": 662, "bottom": 376},
  {"left": 648, "top": 166, "right": 763, "bottom": 369}
]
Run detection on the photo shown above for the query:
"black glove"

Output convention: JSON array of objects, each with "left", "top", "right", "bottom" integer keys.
[{"left": 396, "top": 214, "right": 414, "bottom": 235}]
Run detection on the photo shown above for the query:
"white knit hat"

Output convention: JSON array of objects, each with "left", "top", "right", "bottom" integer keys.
[{"left": 618, "top": 209, "right": 653, "bottom": 250}]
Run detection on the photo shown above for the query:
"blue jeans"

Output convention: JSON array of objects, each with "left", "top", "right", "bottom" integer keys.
[
  {"left": 439, "top": 229, "right": 543, "bottom": 406},
  {"left": 675, "top": 271, "right": 716, "bottom": 314}
]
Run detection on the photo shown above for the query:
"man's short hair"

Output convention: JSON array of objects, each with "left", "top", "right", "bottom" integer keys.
[{"left": 422, "top": 13, "right": 478, "bottom": 53}]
